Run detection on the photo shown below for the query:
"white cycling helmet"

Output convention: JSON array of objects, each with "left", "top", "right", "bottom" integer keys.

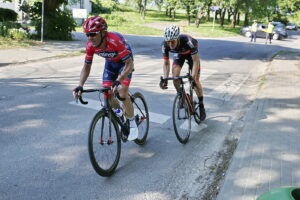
[{"left": 164, "top": 25, "right": 180, "bottom": 41}]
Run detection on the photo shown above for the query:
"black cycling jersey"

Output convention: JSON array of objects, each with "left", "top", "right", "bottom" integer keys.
[{"left": 162, "top": 34, "right": 198, "bottom": 59}]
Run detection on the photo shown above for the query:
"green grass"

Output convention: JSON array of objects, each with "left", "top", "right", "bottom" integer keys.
[
  {"left": 181, "top": 22, "right": 241, "bottom": 38},
  {"left": 2, "top": 8, "right": 242, "bottom": 49},
  {"left": 0, "top": 37, "right": 42, "bottom": 49},
  {"left": 76, "top": 9, "right": 242, "bottom": 37}
]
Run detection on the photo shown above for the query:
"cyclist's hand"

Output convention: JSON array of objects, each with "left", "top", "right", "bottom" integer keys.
[
  {"left": 112, "top": 80, "right": 121, "bottom": 93},
  {"left": 73, "top": 86, "right": 83, "bottom": 99},
  {"left": 159, "top": 78, "right": 168, "bottom": 90}
]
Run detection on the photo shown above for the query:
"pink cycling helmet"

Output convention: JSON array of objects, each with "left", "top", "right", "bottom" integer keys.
[{"left": 83, "top": 16, "right": 107, "bottom": 33}]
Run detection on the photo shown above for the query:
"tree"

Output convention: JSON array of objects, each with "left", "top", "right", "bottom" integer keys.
[
  {"left": 181, "top": 0, "right": 196, "bottom": 25},
  {"left": 154, "top": 0, "right": 164, "bottom": 11},
  {"left": 164, "top": 0, "right": 178, "bottom": 19},
  {"left": 20, "top": 0, "right": 76, "bottom": 40}
]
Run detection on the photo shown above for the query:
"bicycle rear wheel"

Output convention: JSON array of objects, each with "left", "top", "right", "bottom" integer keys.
[
  {"left": 88, "top": 110, "right": 121, "bottom": 177},
  {"left": 132, "top": 92, "right": 149, "bottom": 145},
  {"left": 172, "top": 93, "right": 191, "bottom": 144}
]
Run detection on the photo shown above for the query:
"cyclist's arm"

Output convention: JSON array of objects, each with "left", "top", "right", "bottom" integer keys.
[
  {"left": 191, "top": 53, "right": 200, "bottom": 80},
  {"left": 163, "top": 59, "right": 170, "bottom": 79},
  {"left": 117, "top": 57, "right": 133, "bottom": 82},
  {"left": 79, "top": 62, "right": 92, "bottom": 86}
]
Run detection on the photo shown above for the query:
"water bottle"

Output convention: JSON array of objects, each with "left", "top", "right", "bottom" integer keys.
[{"left": 115, "top": 108, "right": 125, "bottom": 123}]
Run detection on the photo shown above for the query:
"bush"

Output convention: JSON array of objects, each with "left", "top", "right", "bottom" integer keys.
[
  {"left": 0, "top": 21, "right": 29, "bottom": 38},
  {"left": 20, "top": 2, "right": 76, "bottom": 40},
  {"left": 0, "top": 8, "right": 18, "bottom": 22},
  {"left": 271, "top": 14, "right": 289, "bottom": 25},
  {"left": 0, "top": 24, "right": 8, "bottom": 37},
  {"left": 8, "top": 28, "right": 28, "bottom": 40},
  {"left": 103, "top": 14, "right": 126, "bottom": 26},
  {"left": 91, "top": 0, "right": 118, "bottom": 14},
  {"left": 41, "top": 11, "right": 76, "bottom": 40}
]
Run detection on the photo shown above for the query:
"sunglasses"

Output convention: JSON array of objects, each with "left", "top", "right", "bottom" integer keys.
[
  {"left": 86, "top": 32, "right": 99, "bottom": 37},
  {"left": 166, "top": 40, "right": 177, "bottom": 44}
]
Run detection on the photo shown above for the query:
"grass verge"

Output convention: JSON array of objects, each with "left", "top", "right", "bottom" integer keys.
[{"left": 0, "top": 37, "right": 42, "bottom": 49}]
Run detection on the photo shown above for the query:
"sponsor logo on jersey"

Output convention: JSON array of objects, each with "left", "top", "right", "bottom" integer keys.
[
  {"left": 162, "top": 45, "right": 166, "bottom": 53},
  {"left": 97, "top": 51, "right": 118, "bottom": 58},
  {"left": 187, "top": 40, "right": 194, "bottom": 48}
]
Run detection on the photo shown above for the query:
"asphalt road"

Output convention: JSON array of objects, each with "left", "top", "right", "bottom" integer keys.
[{"left": 0, "top": 30, "right": 299, "bottom": 200}]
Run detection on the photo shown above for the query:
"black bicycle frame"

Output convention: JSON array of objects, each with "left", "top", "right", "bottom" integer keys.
[
  {"left": 79, "top": 88, "right": 130, "bottom": 138},
  {"left": 164, "top": 71, "right": 195, "bottom": 115}
]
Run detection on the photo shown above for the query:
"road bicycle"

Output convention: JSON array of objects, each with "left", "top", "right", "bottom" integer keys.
[
  {"left": 77, "top": 87, "right": 149, "bottom": 176},
  {"left": 161, "top": 69, "right": 202, "bottom": 144}
]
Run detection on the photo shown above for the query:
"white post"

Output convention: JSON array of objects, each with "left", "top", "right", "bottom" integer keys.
[{"left": 41, "top": 0, "right": 44, "bottom": 42}]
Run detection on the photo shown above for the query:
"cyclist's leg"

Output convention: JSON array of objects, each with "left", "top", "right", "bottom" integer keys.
[
  {"left": 172, "top": 53, "right": 184, "bottom": 93},
  {"left": 188, "top": 55, "right": 206, "bottom": 121},
  {"left": 102, "top": 61, "right": 120, "bottom": 110},
  {"left": 119, "top": 79, "right": 134, "bottom": 119},
  {"left": 117, "top": 64, "right": 138, "bottom": 141},
  {"left": 188, "top": 56, "right": 203, "bottom": 97}
]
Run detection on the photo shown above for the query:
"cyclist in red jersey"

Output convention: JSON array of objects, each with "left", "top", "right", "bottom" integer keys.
[
  {"left": 73, "top": 16, "right": 138, "bottom": 141},
  {"left": 159, "top": 25, "right": 206, "bottom": 121}
]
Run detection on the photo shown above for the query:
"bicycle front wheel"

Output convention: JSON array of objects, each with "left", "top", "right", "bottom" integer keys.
[
  {"left": 172, "top": 94, "right": 191, "bottom": 144},
  {"left": 192, "top": 90, "right": 201, "bottom": 124},
  {"left": 132, "top": 92, "right": 149, "bottom": 145},
  {"left": 88, "top": 110, "right": 121, "bottom": 177}
]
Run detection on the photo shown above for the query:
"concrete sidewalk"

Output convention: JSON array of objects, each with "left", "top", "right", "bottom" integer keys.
[
  {"left": 0, "top": 40, "right": 86, "bottom": 67},
  {"left": 217, "top": 53, "right": 300, "bottom": 200}
]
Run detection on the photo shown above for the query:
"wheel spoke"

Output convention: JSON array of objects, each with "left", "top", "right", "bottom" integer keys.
[
  {"left": 88, "top": 111, "right": 121, "bottom": 176},
  {"left": 173, "top": 94, "right": 191, "bottom": 144},
  {"left": 132, "top": 92, "right": 149, "bottom": 145}
]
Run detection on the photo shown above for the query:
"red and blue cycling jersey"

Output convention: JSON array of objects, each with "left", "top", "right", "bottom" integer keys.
[{"left": 85, "top": 32, "right": 132, "bottom": 64}]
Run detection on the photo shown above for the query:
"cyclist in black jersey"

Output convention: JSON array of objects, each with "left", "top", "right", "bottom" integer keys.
[{"left": 159, "top": 25, "right": 206, "bottom": 121}]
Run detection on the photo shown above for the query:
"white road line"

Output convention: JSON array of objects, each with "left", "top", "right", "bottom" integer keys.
[
  {"left": 201, "top": 69, "right": 217, "bottom": 81},
  {"left": 179, "top": 120, "right": 208, "bottom": 132},
  {"left": 207, "top": 73, "right": 249, "bottom": 101},
  {"left": 148, "top": 112, "right": 170, "bottom": 124},
  {"left": 69, "top": 98, "right": 170, "bottom": 125}
]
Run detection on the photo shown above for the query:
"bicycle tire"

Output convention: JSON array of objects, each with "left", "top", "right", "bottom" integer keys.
[
  {"left": 88, "top": 110, "right": 121, "bottom": 177},
  {"left": 172, "top": 94, "right": 191, "bottom": 144},
  {"left": 132, "top": 92, "right": 149, "bottom": 145}
]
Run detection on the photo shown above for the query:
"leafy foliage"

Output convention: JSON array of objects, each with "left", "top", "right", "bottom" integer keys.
[
  {"left": 0, "top": 7, "right": 18, "bottom": 22},
  {"left": 20, "top": 1, "right": 76, "bottom": 40},
  {"left": 102, "top": 14, "right": 126, "bottom": 26},
  {"left": 91, "top": 0, "right": 118, "bottom": 14}
]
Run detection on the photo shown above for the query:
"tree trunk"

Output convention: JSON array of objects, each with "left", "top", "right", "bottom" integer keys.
[
  {"left": 231, "top": 9, "right": 238, "bottom": 28},
  {"left": 220, "top": 8, "right": 226, "bottom": 27},
  {"left": 206, "top": 4, "right": 211, "bottom": 21},
  {"left": 142, "top": 0, "right": 147, "bottom": 19},
  {"left": 45, "top": 0, "right": 57, "bottom": 12},
  {"left": 187, "top": 5, "right": 190, "bottom": 25},
  {"left": 215, "top": 10, "right": 218, "bottom": 21},
  {"left": 195, "top": 7, "right": 204, "bottom": 28},
  {"left": 244, "top": 11, "right": 249, "bottom": 26},
  {"left": 227, "top": 8, "right": 232, "bottom": 23}
]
